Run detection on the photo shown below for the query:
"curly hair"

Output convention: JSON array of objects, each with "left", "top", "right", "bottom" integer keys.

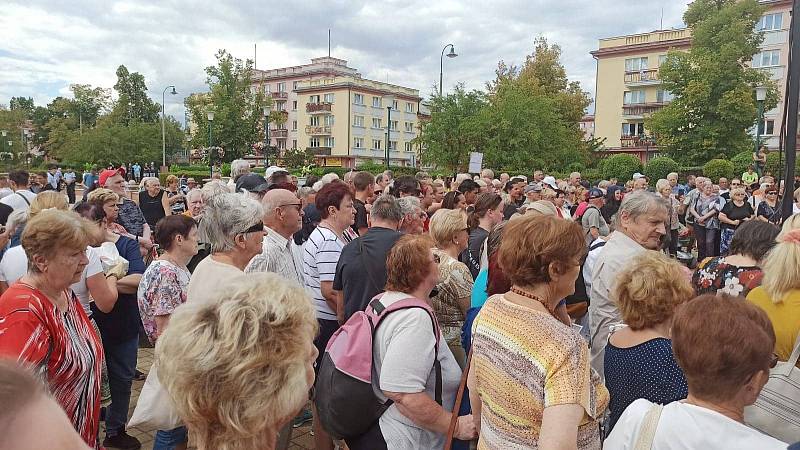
[
  {"left": 385, "top": 234, "right": 436, "bottom": 293},
  {"left": 86, "top": 188, "right": 120, "bottom": 206},
  {"left": 155, "top": 273, "right": 318, "bottom": 450},
  {"left": 614, "top": 251, "right": 693, "bottom": 330}
]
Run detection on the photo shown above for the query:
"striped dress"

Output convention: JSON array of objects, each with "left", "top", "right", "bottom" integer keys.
[
  {"left": 0, "top": 284, "right": 104, "bottom": 448},
  {"left": 471, "top": 294, "right": 608, "bottom": 449}
]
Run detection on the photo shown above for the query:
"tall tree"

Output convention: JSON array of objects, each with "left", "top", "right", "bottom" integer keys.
[
  {"left": 9, "top": 97, "right": 34, "bottom": 118},
  {"left": 69, "top": 84, "right": 111, "bottom": 132},
  {"left": 185, "top": 49, "right": 268, "bottom": 161},
  {"left": 647, "top": 0, "right": 778, "bottom": 165},
  {"left": 109, "top": 65, "right": 160, "bottom": 124}
]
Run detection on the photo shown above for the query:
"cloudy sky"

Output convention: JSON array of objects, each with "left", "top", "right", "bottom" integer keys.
[{"left": 1, "top": 0, "right": 691, "bottom": 123}]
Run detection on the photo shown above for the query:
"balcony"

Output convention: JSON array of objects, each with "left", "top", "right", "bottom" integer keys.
[
  {"left": 270, "top": 91, "right": 288, "bottom": 99},
  {"left": 306, "top": 146, "right": 332, "bottom": 156},
  {"left": 305, "top": 125, "right": 332, "bottom": 135},
  {"left": 624, "top": 69, "right": 660, "bottom": 86},
  {"left": 306, "top": 102, "right": 332, "bottom": 114},
  {"left": 622, "top": 102, "right": 667, "bottom": 118},
  {"left": 620, "top": 135, "right": 657, "bottom": 148},
  {"left": 270, "top": 128, "right": 288, "bottom": 138}
]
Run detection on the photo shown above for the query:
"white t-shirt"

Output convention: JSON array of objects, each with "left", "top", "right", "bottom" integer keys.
[
  {"left": 372, "top": 291, "right": 461, "bottom": 449},
  {"left": 0, "top": 190, "right": 36, "bottom": 211},
  {"left": 302, "top": 226, "right": 344, "bottom": 321},
  {"left": 604, "top": 398, "right": 786, "bottom": 449},
  {"left": 71, "top": 247, "right": 104, "bottom": 315},
  {"left": 186, "top": 256, "right": 243, "bottom": 305}
]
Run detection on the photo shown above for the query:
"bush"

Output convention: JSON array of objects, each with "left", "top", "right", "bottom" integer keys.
[
  {"left": 731, "top": 152, "right": 753, "bottom": 179},
  {"left": 765, "top": 151, "right": 800, "bottom": 178},
  {"left": 644, "top": 157, "right": 679, "bottom": 182},
  {"left": 702, "top": 159, "right": 734, "bottom": 182},
  {"left": 582, "top": 169, "right": 601, "bottom": 184},
  {"left": 600, "top": 154, "right": 642, "bottom": 181},
  {"left": 567, "top": 162, "right": 585, "bottom": 173}
]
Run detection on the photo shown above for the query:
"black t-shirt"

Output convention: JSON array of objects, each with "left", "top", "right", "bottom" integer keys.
[
  {"left": 720, "top": 202, "right": 754, "bottom": 230},
  {"left": 351, "top": 198, "right": 368, "bottom": 235},
  {"left": 460, "top": 227, "right": 489, "bottom": 280},
  {"left": 0, "top": 203, "right": 13, "bottom": 226},
  {"left": 334, "top": 227, "right": 402, "bottom": 321},
  {"left": 91, "top": 236, "right": 146, "bottom": 343}
]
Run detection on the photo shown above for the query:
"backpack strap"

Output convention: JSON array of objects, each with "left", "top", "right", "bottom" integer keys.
[
  {"left": 369, "top": 296, "right": 443, "bottom": 406},
  {"left": 16, "top": 191, "right": 30, "bottom": 206},
  {"left": 588, "top": 240, "right": 607, "bottom": 253}
]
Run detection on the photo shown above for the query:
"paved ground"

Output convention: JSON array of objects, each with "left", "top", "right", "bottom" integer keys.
[{"left": 103, "top": 347, "right": 316, "bottom": 449}]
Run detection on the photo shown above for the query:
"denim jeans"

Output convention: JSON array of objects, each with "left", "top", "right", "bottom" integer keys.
[
  {"left": 103, "top": 335, "right": 139, "bottom": 437},
  {"left": 153, "top": 426, "right": 188, "bottom": 450}
]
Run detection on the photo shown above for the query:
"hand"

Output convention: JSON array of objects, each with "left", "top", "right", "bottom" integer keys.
[
  {"left": 454, "top": 414, "right": 478, "bottom": 440},
  {"left": 105, "top": 261, "right": 128, "bottom": 280}
]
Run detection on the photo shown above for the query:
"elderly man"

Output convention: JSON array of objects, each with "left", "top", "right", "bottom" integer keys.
[
  {"left": 334, "top": 195, "right": 403, "bottom": 321},
  {"left": 667, "top": 172, "right": 682, "bottom": 196},
  {"left": 246, "top": 189, "right": 305, "bottom": 287},
  {"left": 581, "top": 188, "right": 609, "bottom": 245},
  {"left": 569, "top": 171, "right": 582, "bottom": 188},
  {"left": 398, "top": 196, "right": 425, "bottom": 234},
  {"left": 100, "top": 168, "right": 155, "bottom": 256},
  {"left": 183, "top": 189, "right": 204, "bottom": 219},
  {"left": 588, "top": 191, "right": 669, "bottom": 376},
  {"left": 524, "top": 183, "right": 543, "bottom": 204}
]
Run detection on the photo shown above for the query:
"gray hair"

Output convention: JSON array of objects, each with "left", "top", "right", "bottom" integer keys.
[
  {"left": 230, "top": 159, "right": 250, "bottom": 179},
  {"left": 186, "top": 188, "right": 202, "bottom": 202},
  {"left": 201, "top": 180, "right": 232, "bottom": 203},
  {"left": 7, "top": 209, "right": 27, "bottom": 235},
  {"left": 312, "top": 173, "right": 340, "bottom": 192},
  {"left": 397, "top": 196, "right": 421, "bottom": 217},
  {"left": 615, "top": 190, "right": 669, "bottom": 228},
  {"left": 370, "top": 194, "right": 403, "bottom": 223},
  {"left": 297, "top": 186, "right": 315, "bottom": 200},
  {"left": 199, "top": 193, "right": 263, "bottom": 252}
]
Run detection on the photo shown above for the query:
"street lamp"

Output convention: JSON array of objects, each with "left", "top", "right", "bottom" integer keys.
[
  {"left": 0, "top": 131, "right": 6, "bottom": 173},
  {"left": 207, "top": 110, "right": 215, "bottom": 179},
  {"left": 161, "top": 85, "right": 178, "bottom": 168},
  {"left": 755, "top": 86, "right": 767, "bottom": 156},
  {"left": 439, "top": 44, "right": 458, "bottom": 96},
  {"left": 263, "top": 104, "right": 271, "bottom": 167}
]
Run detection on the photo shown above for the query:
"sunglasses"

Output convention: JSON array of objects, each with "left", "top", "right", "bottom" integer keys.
[
  {"left": 766, "top": 191, "right": 778, "bottom": 195},
  {"left": 242, "top": 222, "right": 265, "bottom": 234}
]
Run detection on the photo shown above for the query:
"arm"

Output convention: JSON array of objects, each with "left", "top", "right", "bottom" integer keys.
[
  {"left": 116, "top": 274, "right": 142, "bottom": 294},
  {"left": 161, "top": 192, "right": 171, "bottom": 216},
  {"left": 320, "top": 281, "right": 342, "bottom": 322},
  {"left": 167, "top": 193, "right": 184, "bottom": 206},
  {"left": 154, "top": 315, "right": 171, "bottom": 340},
  {"left": 86, "top": 273, "right": 119, "bottom": 313},
  {"left": 383, "top": 391, "right": 476, "bottom": 440},
  {"left": 467, "top": 364, "right": 482, "bottom": 434},
  {"left": 538, "top": 404, "right": 584, "bottom": 450}
]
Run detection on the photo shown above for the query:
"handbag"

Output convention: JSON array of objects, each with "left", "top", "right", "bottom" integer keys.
[
  {"left": 128, "top": 362, "right": 182, "bottom": 430},
  {"left": 633, "top": 404, "right": 664, "bottom": 450},
  {"left": 744, "top": 333, "right": 800, "bottom": 443}
]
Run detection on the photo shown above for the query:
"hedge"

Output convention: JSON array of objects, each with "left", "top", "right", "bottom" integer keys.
[
  {"left": 644, "top": 157, "right": 679, "bottom": 182},
  {"left": 731, "top": 152, "right": 753, "bottom": 179},
  {"left": 702, "top": 159, "right": 735, "bottom": 182},
  {"left": 600, "top": 154, "right": 642, "bottom": 181}
]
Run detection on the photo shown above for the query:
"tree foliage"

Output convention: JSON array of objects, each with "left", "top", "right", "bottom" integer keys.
[
  {"left": 107, "top": 65, "right": 161, "bottom": 124},
  {"left": 601, "top": 154, "right": 642, "bottom": 181},
  {"left": 185, "top": 50, "right": 268, "bottom": 162},
  {"left": 644, "top": 156, "right": 680, "bottom": 181},
  {"left": 703, "top": 158, "right": 735, "bottom": 181},
  {"left": 647, "top": 0, "right": 778, "bottom": 166}
]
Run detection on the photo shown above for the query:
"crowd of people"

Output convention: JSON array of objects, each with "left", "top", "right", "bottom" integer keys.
[{"left": 0, "top": 159, "right": 797, "bottom": 450}]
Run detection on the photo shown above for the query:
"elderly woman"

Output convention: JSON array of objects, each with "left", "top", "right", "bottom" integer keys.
[
  {"left": 605, "top": 295, "right": 785, "bottom": 448},
  {"left": 542, "top": 188, "right": 571, "bottom": 220},
  {"left": 157, "top": 273, "right": 318, "bottom": 450},
  {"left": 693, "top": 220, "right": 779, "bottom": 298},
  {"left": 757, "top": 185, "right": 782, "bottom": 224},
  {"left": 187, "top": 193, "right": 264, "bottom": 305},
  {"left": 138, "top": 177, "right": 170, "bottom": 231},
  {"left": 398, "top": 196, "right": 426, "bottom": 235},
  {"left": 442, "top": 191, "right": 467, "bottom": 211},
  {"left": 98, "top": 168, "right": 155, "bottom": 255},
  {"left": 429, "top": 209, "right": 473, "bottom": 367},
  {"left": 689, "top": 180, "right": 722, "bottom": 261},
  {"left": 718, "top": 186, "right": 754, "bottom": 254},
  {"left": 0, "top": 210, "right": 104, "bottom": 448},
  {"left": 348, "top": 234, "right": 473, "bottom": 449},
  {"left": 136, "top": 215, "right": 198, "bottom": 449},
  {"left": 164, "top": 174, "right": 187, "bottom": 215},
  {"left": 469, "top": 215, "right": 609, "bottom": 449},
  {"left": 604, "top": 251, "right": 692, "bottom": 434},
  {"left": 746, "top": 216, "right": 800, "bottom": 360},
  {"left": 228, "top": 158, "right": 251, "bottom": 187},
  {"left": 87, "top": 188, "right": 128, "bottom": 235},
  {"left": 656, "top": 178, "right": 681, "bottom": 255}
]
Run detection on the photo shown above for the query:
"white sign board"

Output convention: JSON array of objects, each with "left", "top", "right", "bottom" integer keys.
[{"left": 468, "top": 152, "right": 484, "bottom": 174}]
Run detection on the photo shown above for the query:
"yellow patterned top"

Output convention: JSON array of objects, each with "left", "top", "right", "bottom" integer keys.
[{"left": 471, "top": 294, "right": 609, "bottom": 449}]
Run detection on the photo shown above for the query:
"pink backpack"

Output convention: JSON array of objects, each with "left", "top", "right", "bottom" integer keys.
[{"left": 315, "top": 294, "right": 442, "bottom": 440}]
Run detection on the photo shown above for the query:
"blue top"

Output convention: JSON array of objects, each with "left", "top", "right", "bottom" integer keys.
[
  {"left": 604, "top": 337, "right": 688, "bottom": 434},
  {"left": 91, "top": 236, "right": 146, "bottom": 343},
  {"left": 470, "top": 268, "right": 489, "bottom": 308}
]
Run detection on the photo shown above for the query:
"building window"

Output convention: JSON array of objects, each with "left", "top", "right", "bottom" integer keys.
[
  {"left": 354, "top": 93, "right": 365, "bottom": 105},
  {"left": 405, "top": 142, "right": 413, "bottom": 152},
  {"left": 392, "top": 100, "right": 399, "bottom": 110},
  {"left": 759, "top": 119, "right": 775, "bottom": 135},
  {"left": 372, "top": 96, "right": 382, "bottom": 108},
  {"left": 753, "top": 50, "right": 780, "bottom": 68},
  {"left": 276, "top": 101, "right": 285, "bottom": 111},
  {"left": 324, "top": 137, "right": 335, "bottom": 147},
  {"left": 656, "top": 90, "right": 675, "bottom": 103},
  {"left": 406, "top": 102, "right": 414, "bottom": 113},
  {"left": 389, "top": 141, "right": 397, "bottom": 151},
  {"left": 658, "top": 54, "right": 667, "bottom": 66},
  {"left": 310, "top": 116, "right": 320, "bottom": 126},
  {"left": 390, "top": 120, "right": 398, "bottom": 131},
  {"left": 310, "top": 137, "right": 320, "bottom": 147},
  {"left": 309, "top": 95, "right": 321, "bottom": 104},
  {"left": 277, "top": 82, "right": 286, "bottom": 92},
  {"left": 324, "top": 115, "right": 335, "bottom": 126},
  {"left": 293, "top": 81, "right": 299, "bottom": 90},
  {"left": 623, "top": 90, "right": 646, "bottom": 105},
  {"left": 292, "top": 101, "right": 297, "bottom": 110},
  {"left": 624, "top": 57, "right": 648, "bottom": 72},
  {"left": 354, "top": 115, "right": 364, "bottom": 127},
  {"left": 404, "top": 122, "right": 414, "bottom": 132},
  {"left": 758, "top": 13, "right": 783, "bottom": 32},
  {"left": 278, "top": 140, "right": 286, "bottom": 149},
  {"left": 324, "top": 93, "right": 335, "bottom": 103},
  {"left": 372, "top": 118, "right": 382, "bottom": 129},
  {"left": 373, "top": 139, "right": 382, "bottom": 150},
  {"left": 292, "top": 120, "right": 297, "bottom": 131},
  {"left": 622, "top": 122, "right": 645, "bottom": 136},
  {"left": 354, "top": 137, "right": 364, "bottom": 148},
  {"left": 292, "top": 140, "right": 297, "bottom": 149},
  {"left": 264, "top": 83, "right": 271, "bottom": 93}
]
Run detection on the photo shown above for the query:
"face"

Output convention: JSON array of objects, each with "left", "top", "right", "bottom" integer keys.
[
  {"left": 732, "top": 191, "right": 746, "bottom": 202},
  {"left": 146, "top": 180, "right": 162, "bottom": 195},
  {"left": 703, "top": 183, "right": 714, "bottom": 195},
  {"left": 621, "top": 207, "right": 668, "bottom": 250},
  {"left": 614, "top": 190, "right": 623, "bottom": 201},
  {"left": 402, "top": 208, "right": 426, "bottom": 235},
  {"left": 420, "top": 185, "right": 434, "bottom": 209},
  {"left": 334, "top": 195, "right": 355, "bottom": 228},
  {"left": 526, "top": 191, "right": 541, "bottom": 202},
  {"left": 765, "top": 190, "right": 778, "bottom": 201},
  {"left": 103, "top": 173, "right": 125, "bottom": 195},
  {"left": 667, "top": 175, "right": 677, "bottom": 187},
  {"left": 433, "top": 186, "right": 445, "bottom": 203},
  {"left": 633, "top": 178, "right": 647, "bottom": 191},
  {"left": 240, "top": 225, "right": 265, "bottom": 260},
  {"left": 553, "top": 192, "right": 565, "bottom": 207},
  {"left": 718, "top": 178, "right": 729, "bottom": 190},
  {"left": 730, "top": 179, "right": 742, "bottom": 190},
  {"left": 510, "top": 183, "right": 524, "bottom": 199},
  {"left": 570, "top": 174, "right": 581, "bottom": 186},
  {"left": 36, "top": 175, "right": 47, "bottom": 186},
  {"left": 103, "top": 200, "right": 119, "bottom": 222},
  {"left": 278, "top": 199, "right": 305, "bottom": 233},
  {"left": 659, "top": 187, "right": 671, "bottom": 198},
  {"left": 42, "top": 247, "right": 89, "bottom": 287},
  {"left": 534, "top": 171, "right": 544, "bottom": 182},
  {"left": 489, "top": 202, "right": 505, "bottom": 226},
  {"left": 464, "top": 189, "right": 479, "bottom": 205},
  {"left": 455, "top": 194, "right": 467, "bottom": 211},
  {"left": 188, "top": 194, "right": 204, "bottom": 217}
]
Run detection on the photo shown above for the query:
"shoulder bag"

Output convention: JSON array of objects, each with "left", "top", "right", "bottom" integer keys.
[
  {"left": 633, "top": 403, "right": 664, "bottom": 450},
  {"left": 445, "top": 348, "right": 473, "bottom": 450}
]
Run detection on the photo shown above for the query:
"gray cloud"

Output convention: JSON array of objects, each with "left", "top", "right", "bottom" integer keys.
[{"left": 1, "top": 0, "right": 691, "bottom": 122}]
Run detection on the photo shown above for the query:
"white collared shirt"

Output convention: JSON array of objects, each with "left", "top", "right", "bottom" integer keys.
[{"left": 246, "top": 227, "right": 305, "bottom": 287}]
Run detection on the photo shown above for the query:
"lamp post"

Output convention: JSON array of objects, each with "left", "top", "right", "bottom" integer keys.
[
  {"left": 439, "top": 44, "right": 458, "bottom": 96},
  {"left": 0, "top": 131, "right": 6, "bottom": 174},
  {"left": 263, "top": 104, "right": 271, "bottom": 167},
  {"left": 207, "top": 110, "right": 215, "bottom": 180},
  {"left": 161, "top": 85, "right": 177, "bottom": 169},
  {"left": 755, "top": 87, "right": 767, "bottom": 157},
  {"left": 385, "top": 105, "right": 392, "bottom": 169}
]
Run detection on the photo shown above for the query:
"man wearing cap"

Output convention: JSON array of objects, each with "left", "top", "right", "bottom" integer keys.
[
  {"left": 235, "top": 173, "right": 270, "bottom": 199},
  {"left": 542, "top": 175, "right": 560, "bottom": 192},
  {"left": 524, "top": 183, "right": 543, "bottom": 204},
  {"left": 581, "top": 188, "right": 609, "bottom": 245}
]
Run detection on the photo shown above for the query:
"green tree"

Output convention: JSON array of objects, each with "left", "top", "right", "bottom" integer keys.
[
  {"left": 9, "top": 97, "right": 34, "bottom": 118},
  {"left": 703, "top": 158, "right": 735, "bottom": 181},
  {"left": 647, "top": 0, "right": 778, "bottom": 165},
  {"left": 69, "top": 84, "right": 111, "bottom": 131},
  {"left": 644, "top": 156, "right": 680, "bottom": 181},
  {"left": 108, "top": 65, "right": 160, "bottom": 124},
  {"left": 601, "top": 154, "right": 643, "bottom": 180},
  {"left": 57, "top": 120, "right": 183, "bottom": 166},
  {"left": 185, "top": 49, "right": 268, "bottom": 162}
]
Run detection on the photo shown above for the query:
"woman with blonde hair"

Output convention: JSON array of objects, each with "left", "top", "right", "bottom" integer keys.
[
  {"left": 164, "top": 174, "right": 186, "bottom": 215},
  {"left": 603, "top": 251, "right": 692, "bottom": 433},
  {"left": 746, "top": 215, "right": 800, "bottom": 360},
  {"left": 156, "top": 273, "right": 318, "bottom": 450},
  {"left": 429, "top": 208, "right": 473, "bottom": 367}
]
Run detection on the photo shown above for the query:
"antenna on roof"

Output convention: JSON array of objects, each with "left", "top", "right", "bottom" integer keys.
[
  {"left": 328, "top": 29, "right": 331, "bottom": 57},
  {"left": 660, "top": 6, "right": 664, "bottom": 30},
  {"left": 254, "top": 43, "right": 257, "bottom": 70}
]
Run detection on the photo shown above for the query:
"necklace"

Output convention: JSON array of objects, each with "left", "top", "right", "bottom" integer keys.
[{"left": 509, "top": 286, "right": 556, "bottom": 317}]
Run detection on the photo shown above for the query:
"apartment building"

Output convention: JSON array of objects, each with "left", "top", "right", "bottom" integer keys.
[
  {"left": 591, "top": 0, "right": 791, "bottom": 160},
  {"left": 253, "top": 57, "right": 422, "bottom": 168}
]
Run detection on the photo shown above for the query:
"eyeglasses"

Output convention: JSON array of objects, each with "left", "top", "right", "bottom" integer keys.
[
  {"left": 279, "top": 203, "right": 303, "bottom": 211},
  {"left": 242, "top": 222, "right": 265, "bottom": 234},
  {"left": 766, "top": 191, "right": 778, "bottom": 195}
]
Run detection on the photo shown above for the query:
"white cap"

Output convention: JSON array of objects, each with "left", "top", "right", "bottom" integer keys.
[
  {"left": 633, "top": 172, "right": 645, "bottom": 180},
  {"left": 542, "top": 176, "right": 559, "bottom": 190},
  {"left": 264, "top": 165, "right": 287, "bottom": 179}
]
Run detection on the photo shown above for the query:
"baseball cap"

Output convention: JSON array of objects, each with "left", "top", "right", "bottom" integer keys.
[
  {"left": 264, "top": 165, "right": 287, "bottom": 180},
  {"left": 524, "top": 183, "right": 543, "bottom": 194},
  {"left": 542, "top": 176, "right": 559, "bottom": 190},
  {"left": 235, "top": 173, "right": 270, "bottom": 194},
  {"left": 588, "top": 188, "right": 604, "bottom": 199},
  {"left": 633, "top": 172, "right": 645, "bottom": 180},
  {"left": 98, "top": 168, "right": 125, "bottom": 187}
]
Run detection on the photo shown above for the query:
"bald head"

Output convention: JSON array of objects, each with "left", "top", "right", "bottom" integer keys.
[{"left": 262, "top": 189, "right": 298, "bottom": 219}]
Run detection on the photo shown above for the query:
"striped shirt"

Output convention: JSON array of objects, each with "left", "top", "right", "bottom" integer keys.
[{"left": 303, "top": 226, "right": 345, "bottom": 320}]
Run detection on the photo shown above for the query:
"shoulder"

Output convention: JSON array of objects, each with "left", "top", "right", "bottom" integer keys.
[{"left": 0, "top": 285, "right": 47, "bottom": 313}]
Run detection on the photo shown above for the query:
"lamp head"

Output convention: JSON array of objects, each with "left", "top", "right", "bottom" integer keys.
[
  {"left": 170, "top": 86, "right": 178, "bottom": 95},
  {"left": 263, "top": 105, "right": 271, "bottom": 116},
  {"left": 447, "top": 45, "right": 458, "bottom": 58},
  {"left": 0, "top": 130, "right": 6, "bottom": 137},
  {"left": 755, "top": 86, "right": 767, "bottom": 102},
  {"left": 207, "top": 111, "right": 215, "bottom": 121}
]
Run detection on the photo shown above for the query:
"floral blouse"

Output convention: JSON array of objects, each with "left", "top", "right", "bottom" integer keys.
[
  {"left": 137, "top": 260, "right": 191, "bottom": 344},
  {"left": 692, "top": 257, "right": 764, "bottom": 298}
]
